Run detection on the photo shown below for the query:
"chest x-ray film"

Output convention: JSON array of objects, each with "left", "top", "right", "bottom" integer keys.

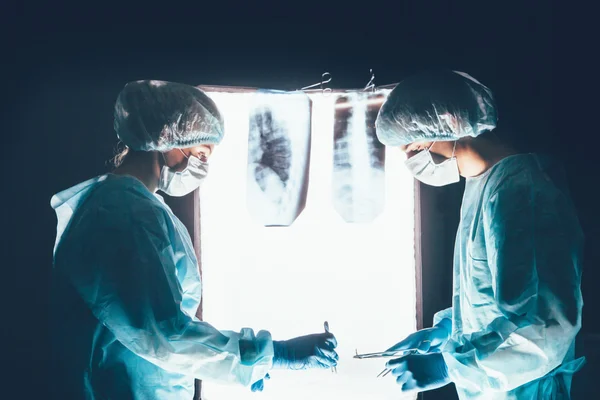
[
  {"left": 332, "top": 93, "right": 387, "bottom": 223},
  {"left": 199, "top": 88, "right": 416, "bottom": 400},
  {"left": 246, "top": 91, "right": 312, "bottom": 227}
]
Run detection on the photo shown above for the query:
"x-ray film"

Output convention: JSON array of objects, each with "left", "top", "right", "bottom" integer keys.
[
  {"left": 332, "top": 93, "right": 387, "bottom": 223},
  {"left": 246, "top": 91, "right": 312, "bottom": 227}
]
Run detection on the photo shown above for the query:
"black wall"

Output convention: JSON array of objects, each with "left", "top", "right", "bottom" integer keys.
[{"left": 5, "top": 2, "right": 593, "bottom": 398}]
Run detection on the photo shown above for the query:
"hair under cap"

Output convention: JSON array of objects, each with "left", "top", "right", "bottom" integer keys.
[
  {"left": 114, "top": 80, "right": 224, "bottom": 151},
  {"left": 375, "top": 70, "right": 497, "bottom": 146}
]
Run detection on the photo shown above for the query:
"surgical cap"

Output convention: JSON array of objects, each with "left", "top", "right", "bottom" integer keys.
[
  {"left": 375, "top": 70, "right": 497, "bottom": 146},
  {"left": 114, "top": 80, "right": 224, "bottom": 151}
]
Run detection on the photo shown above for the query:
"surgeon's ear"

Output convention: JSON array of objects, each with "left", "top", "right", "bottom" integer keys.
[{"left": 163, "top": 149, "right": 190, "bottom": 171}]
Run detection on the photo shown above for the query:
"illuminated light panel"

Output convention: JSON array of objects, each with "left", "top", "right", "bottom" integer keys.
[{"left": 199, "top": 91, "right": 416, "bottom": 400}]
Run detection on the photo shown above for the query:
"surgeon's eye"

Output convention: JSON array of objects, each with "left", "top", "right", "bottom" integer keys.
[{"left": 406, "top": 150, "right": 420, "bottom": 159}]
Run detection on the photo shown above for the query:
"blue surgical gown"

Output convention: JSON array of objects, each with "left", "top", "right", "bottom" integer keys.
[
  {"left": 433, "top": 154, "right": 585, "bottom": 399},
  {"left": 50, "top": 174, "right": 274, "bottom": 399}
]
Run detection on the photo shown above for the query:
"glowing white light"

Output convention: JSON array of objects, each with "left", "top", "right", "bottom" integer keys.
[
  {"left": 334, "top": 96, "right": 386, "bottom": 109},
  {"left": 199, "top": 91, "right": 416, "bottom": 400}
]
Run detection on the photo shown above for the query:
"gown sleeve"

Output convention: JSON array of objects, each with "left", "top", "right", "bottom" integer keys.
[
  {"left": 55, "top": 191, "right": 274, "bottom": 387},
  {"left": 442, "top": 175, "right": 583, "bottom": 393}
]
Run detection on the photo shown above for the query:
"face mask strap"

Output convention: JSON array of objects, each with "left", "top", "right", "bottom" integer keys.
[
  {"left": 160, "top": 149, "right": 190, "bottom": 171},
  {"left": 451, "top": 141, "right": 457, "bottom": 158},
  {"left": 178, "top": 148, "right": 189, "bottom": 159},
  {"left": 159, "top": 152, "right": 168, "bottom": 168}
]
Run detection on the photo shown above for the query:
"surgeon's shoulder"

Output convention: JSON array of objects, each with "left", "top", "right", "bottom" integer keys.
[
  {"left": 485, "top": 154, "right": 538, "bottom": 198},
  {"left": 484, "top": 154, "right": 574, "bottom": 219},
  {"left": 86, "top": 175, "right": 171, "bottom": 226}
]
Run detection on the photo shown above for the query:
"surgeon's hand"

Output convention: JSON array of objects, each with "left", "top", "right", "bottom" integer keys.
[
  {"left": 387, "top": 353, "right": 450, "bottom": 393},
  {"left": 272, "top": 332, "right": 338, "bottom": 370},
  {"left": 250, "top": 373, "right": 270, "bottom": 392},
  {"left": 386, "top": 318, "right": 451, "bottom": 354}
]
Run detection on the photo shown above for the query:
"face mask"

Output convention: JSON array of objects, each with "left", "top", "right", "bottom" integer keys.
[
  {"left": 404, "top": 141, "right": 460, "bottom": 187},
  {"left": 158, "top": 149, "right": 209, "bottom": 197}
]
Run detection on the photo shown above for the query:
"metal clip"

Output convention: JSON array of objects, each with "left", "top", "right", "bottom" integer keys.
[
  {"left": 364, "top": 69, "right": 375, "bottom": 92},
  {"left": 300, "top": 72, "right": 332, "bottom": 94}
]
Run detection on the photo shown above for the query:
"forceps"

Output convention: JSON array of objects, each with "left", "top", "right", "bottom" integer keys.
[
  {"left": 324, "top": 321, "right": 337, "bottom": 373},
  {"left": 353, "top": 348, "right": 419, "bottom": 378}
]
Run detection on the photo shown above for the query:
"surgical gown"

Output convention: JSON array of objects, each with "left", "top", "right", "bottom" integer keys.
[
  {"left": 50, "top": 174, "right": 273, "bottom": 399},
  {"left": 433, "top": 154, "right": 585, "bottom": 399}
]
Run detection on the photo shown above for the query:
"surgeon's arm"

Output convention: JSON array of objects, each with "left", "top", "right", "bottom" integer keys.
[
  {"left": 433, "top": 308, "right": 452, "bottom": 328},
  {"left": 442, "top": 181, "right": 583, "bottom": 393},
  {"left": 57, "top": 200, "right": 273, "bottom": 387}
]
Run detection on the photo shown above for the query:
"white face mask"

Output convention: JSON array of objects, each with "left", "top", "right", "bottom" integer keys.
[
  {"left": 158, "top": 150, "right": 209, "bottom": 197},
  {"left": 404, "top": 141, "right": 460, "bottom": 187}
]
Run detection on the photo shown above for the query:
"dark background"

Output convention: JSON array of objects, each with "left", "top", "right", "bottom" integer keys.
[{"left": 3, "top": 0, "right": 595, "bottom": 398}]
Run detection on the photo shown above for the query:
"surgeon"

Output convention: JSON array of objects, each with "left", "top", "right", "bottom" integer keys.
[
  {"left": 50, "top": 80, "right": 338, "bottom": 399},
  {"left": 375, "top": 70, "right": 585, "bottom": 399}
]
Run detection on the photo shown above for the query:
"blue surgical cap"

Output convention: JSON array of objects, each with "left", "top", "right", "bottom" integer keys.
[
  {"left": 375, "top": 70, "right": 497, "bottom": 146},
  {"left": 114, "top": 80, "right": 224, "bottom": 151}
]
